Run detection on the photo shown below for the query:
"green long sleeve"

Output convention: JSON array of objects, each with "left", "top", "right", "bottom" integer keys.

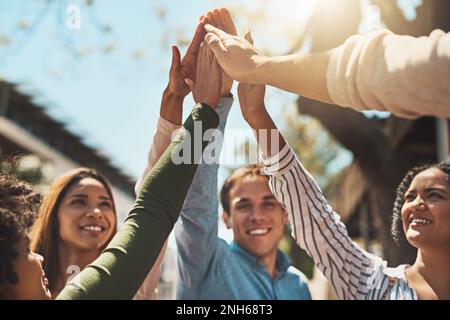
[{"left": 56, "top": 103, "right": 219, "bottom": 300}]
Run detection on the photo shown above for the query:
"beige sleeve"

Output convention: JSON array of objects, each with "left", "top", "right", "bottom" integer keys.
[
  {"left": 327, "top": 29, "right": 450, "bottom": 119},
  {"left": 135, "top": 117, "right": 181, "bottom": 195}
]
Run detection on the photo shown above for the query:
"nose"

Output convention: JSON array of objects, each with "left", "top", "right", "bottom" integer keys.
[
  {"left": 86, "top": 207, "right": 104, "bottom": 219},
  {"left": 410, "top": 196, "right": 426, "bottom": 212},
  {"left": 249, "top": 207, "right": 266, "bottom": 223}
]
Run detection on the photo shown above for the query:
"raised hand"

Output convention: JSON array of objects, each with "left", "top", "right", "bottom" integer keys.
[
  {"left": 160, "top": 16, "right": 208, "bottom": 124},
  {"left": 237, "top": 31, "right": 266, "bottom": 124},
  {"left": 185, "top": 43, "right": 222, "bottom": 109},
  {"left": 204, "top": 23, "right": 266, "bottom": 84},
  {"left": 166, "top": 16, "right": 208, "bottom": 97},
  {"left": 205, "top": 8, "right": 237, "bottom": 97}
]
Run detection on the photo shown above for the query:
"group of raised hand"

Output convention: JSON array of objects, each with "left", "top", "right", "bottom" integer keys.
[
  {"left": 178, "top": 7, "right": 450, "bottom": 120},
  {"left": 161, "top": 7, "right": 268, "bottom": 128}
]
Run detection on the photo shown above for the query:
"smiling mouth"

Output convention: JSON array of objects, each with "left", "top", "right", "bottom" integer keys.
[
  {"left": 79, "top": 225, "right": 106, "bottom": 232},
  {"left": 409, "top": 217, "right": 433, "bottom": 226},
  {"left": 247, "top": 228, "right": 271, "bottom": 236}
]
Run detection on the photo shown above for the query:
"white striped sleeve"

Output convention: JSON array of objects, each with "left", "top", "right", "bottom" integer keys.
[{"left": 261, "top": 143, "right": 385, "bottom": 299}]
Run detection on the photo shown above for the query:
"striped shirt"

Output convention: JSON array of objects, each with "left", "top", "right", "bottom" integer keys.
[{"left": 261, "top": 144, "right": 418, "bottom": 300}]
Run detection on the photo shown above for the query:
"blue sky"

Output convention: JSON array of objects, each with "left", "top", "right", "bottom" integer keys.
[
  {"left": 0, "top": 0, "right": 323, "bottom": 182},
  {"left": 0, "top": 0, "right": 418, "bottom": 183}
]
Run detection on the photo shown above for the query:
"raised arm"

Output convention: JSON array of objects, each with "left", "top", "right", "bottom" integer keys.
[
  {"left": 56, "top": 103, "right": 219, "bottom": 300},
  {"left": 135, "top": 16, "right": 208, "bottom": 194},
  {"left": 175, "top": 8, "right": 235, "bottom": 294},
  {"left": 206, "top": 8, "right": 450, "bottom": 119},
  {"left": 56, "top": 23, "right": 223, "bottom": 300},
  {"left": 133, "top": 18, "right": 208, "bottom": 299},
  {"left": 238, "top": 36, "right": 384, "bottom": 299}
]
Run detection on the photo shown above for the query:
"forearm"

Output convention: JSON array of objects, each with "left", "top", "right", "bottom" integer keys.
[
  {"left": 254, "top": 52, "right": 333, "bottom": 104},
  {"left": 56, "top": 104, "right": 219, "bottom": 300},
  {"left": 262, "top": 143, "right": 381, "bottom": 300},
  {"left": 175, "top": 98, "right": 232, "bottom": 284},
  {"left": 245, "top": 107, "right": 286, "bottom": 157},
  {"left": 160, "top": 88, "right": 184, "bottom": 125}
]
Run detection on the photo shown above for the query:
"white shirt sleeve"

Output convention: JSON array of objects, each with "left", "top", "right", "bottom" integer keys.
[
  {"left": 261, "top": 143, "right": 386, "bottom": 299},
  {"left": 327, "top": 29, "right": 450, "bottom": 119}
]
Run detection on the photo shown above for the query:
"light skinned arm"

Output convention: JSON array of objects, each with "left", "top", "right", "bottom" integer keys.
[
  {"left": 237, "top": 31, "right": 286, "bottom": 156},
  {"left": 206, "top": 10, "right": 450, "bottom": 119}
]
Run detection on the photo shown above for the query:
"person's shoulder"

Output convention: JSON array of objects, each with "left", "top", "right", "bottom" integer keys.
[{"left": 286, "top": 266, "right": 309, "bottom": 284}]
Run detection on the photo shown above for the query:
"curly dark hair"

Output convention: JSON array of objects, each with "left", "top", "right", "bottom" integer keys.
[
  {"left": 391, "top": 161, "right": 450, "bottom": 242},
  {"left": 0, "top": 174, "right": 41, "bottom": 299}
]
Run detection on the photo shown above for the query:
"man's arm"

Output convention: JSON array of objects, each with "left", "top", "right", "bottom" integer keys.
[
  {"left": 175, "top": 9, "right": 237, "bottom": 293},
  {"left": 175, "top": 98, "right": 232, "bottom": 292}
]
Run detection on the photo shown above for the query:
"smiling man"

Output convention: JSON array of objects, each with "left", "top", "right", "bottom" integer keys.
[{"left": 175, "top": 160, "right": 311, "bottom": 300}]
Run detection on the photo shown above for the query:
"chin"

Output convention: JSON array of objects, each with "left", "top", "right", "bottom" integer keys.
[{"left": 406, "top": 233, "right": 429, "bottom": 249}]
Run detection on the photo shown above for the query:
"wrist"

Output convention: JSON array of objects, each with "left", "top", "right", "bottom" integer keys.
[
  {"left": 251, "top": 55, "right": 271, "bottom": 84},
  {"left": 163, "top": 87, "right": 185, "bottom": 101},
  {"left": 160, "top": 87, "right": 184, "bottom": 125},
  {"left": 243, "top": 105, "right": 269, "bottom": 127},
  {"left": 202, "top": 100, "right": 219, "bottom": 109}
]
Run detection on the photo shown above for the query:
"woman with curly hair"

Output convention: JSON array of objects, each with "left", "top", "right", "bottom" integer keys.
[{"left": 0, "top": 174, "right": 46, "bottom": 299}]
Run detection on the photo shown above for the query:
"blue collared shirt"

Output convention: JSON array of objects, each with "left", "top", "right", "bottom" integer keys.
[{"left": 175, "top": 98, "right": 311, "bottom": 300}]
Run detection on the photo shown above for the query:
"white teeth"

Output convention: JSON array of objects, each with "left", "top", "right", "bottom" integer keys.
[
  {"left": 81, "top": 225, "right": 103, "bottom": 232},
  {"left": 248, "top": 228, "right": 269, "bottom": 236},
  {"left": 411, "top": 218, "right": 432, "bottom": 225}
]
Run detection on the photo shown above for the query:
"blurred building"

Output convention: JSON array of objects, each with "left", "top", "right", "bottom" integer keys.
[
  {"left": 0, "top": 80, "right": 136, "bottom": 221},
  {"left": 0, "top": 80, "right": 180, "bottom": 299}
]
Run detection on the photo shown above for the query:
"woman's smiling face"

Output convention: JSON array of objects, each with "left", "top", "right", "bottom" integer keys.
[
  {"left": 401, "top": 167, "right": 450, "bottom": 250},
  {"left": 57, "top": 178, "right": 116, "bottom": 252}
]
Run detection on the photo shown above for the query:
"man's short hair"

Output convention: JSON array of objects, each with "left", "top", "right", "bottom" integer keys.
[{"left": 220, "top": 164, "right": 267, "bottom": 215}]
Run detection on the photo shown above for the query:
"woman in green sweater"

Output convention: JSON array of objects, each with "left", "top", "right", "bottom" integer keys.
[{"left": 0, "top": 26, "right": 222, "bottom": 299}]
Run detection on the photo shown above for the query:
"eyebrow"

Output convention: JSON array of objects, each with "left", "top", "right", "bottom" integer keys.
[
  {"left": 424, "top": 187, "right": 449, "bottom": 194},
  {"left": 405, "top": 187, "right": 448, "bottom": 195},
  {"left": 70, "top": 194, "right": 111, "bottom": 201},
  {"left": 234, "top": 198, "right": 250, "bottom": 204},
  {"left": 234, "top": 195, "right": 276, "bottom": 203}
]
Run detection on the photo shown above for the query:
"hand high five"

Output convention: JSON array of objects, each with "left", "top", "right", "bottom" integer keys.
[
  {"left": 185, "top": 42, "right": 222, "bottom": 109},
  {"left": 205, "top": 8, "right": 238, "bottom": 97},
  {"left": 167, "top": 16, "right": 208, "bottom": 98},
  {"left": 204, "top": 9, "right": 266, "bottom": 84}
]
